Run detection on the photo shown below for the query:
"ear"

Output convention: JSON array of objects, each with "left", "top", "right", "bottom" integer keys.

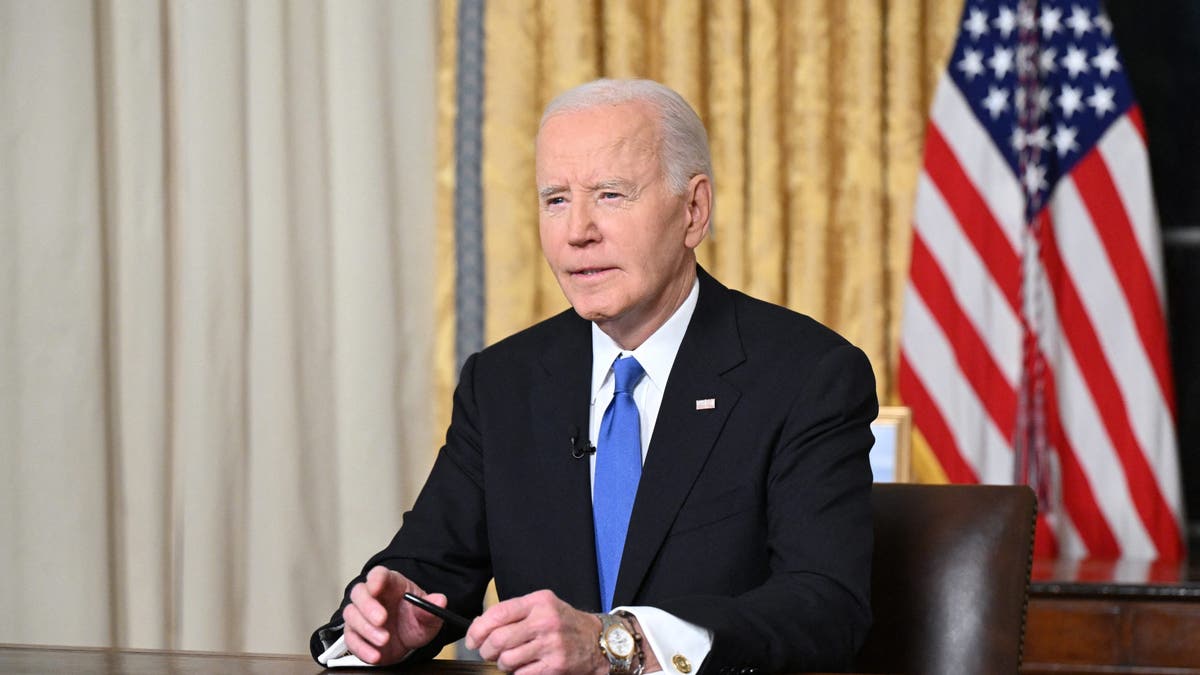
[{"left": 682, "top": 173, "right": 712, "bottom": 250}]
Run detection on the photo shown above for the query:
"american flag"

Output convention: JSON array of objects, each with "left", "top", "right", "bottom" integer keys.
[{"left": 899, "top": 0, "right": 1183, "bottom": 560}]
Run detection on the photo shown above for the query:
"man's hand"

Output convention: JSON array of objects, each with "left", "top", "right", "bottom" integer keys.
[
  {"left": 465, "top": 589, "right": 608, "bottom": 674},
  {"left": 341, "top": 566, "right": 447, "bottom": 665}
]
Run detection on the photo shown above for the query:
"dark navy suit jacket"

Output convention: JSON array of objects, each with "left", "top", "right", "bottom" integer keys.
[{"left": 312, "top": 267, "right": 878, "bottom": 674}]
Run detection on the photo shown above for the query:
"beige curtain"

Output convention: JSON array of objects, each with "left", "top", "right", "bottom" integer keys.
[
  {"left": 0, "top": 0, "right": 437, "bottom": 654},
  {"left": 435, "top": 0, "right": 963, "bottom": 482}
]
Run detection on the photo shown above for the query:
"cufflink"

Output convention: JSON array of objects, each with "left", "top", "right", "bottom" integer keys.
[{"left": 671, "top": 654, "right": 692, "bottom": 673}]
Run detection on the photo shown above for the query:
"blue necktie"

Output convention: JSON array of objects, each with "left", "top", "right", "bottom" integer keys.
[{"left": 593, "top": 355, "right": 646, "bottom": 612}]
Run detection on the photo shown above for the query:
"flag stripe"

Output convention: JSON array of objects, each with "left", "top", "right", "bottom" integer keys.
[
  {"left": 929, "top": 82, "right": 1025, "bottom": 252},
  {"left": 898, "top": 354, "right": 980, "bottom": 484},
  {"left": 1036, "top": 352, "right": 1122, "bottom": 556},
  {"left": 1030, "top": 228, "right": 1156, "bottom": 556},
  {"left": 1045, "top": 340, "right": 1153, "bottom": 557},
  {"left": 1127, "top": 105, "right": 1147, "bottom": 140},
  {"left": 1052, "top": 175, "right": 1179, "bottom": 485},
  {"left": 1101, "top": 113, "right": 1165, "bottom": 299},
  {"left": 909, "top": 233, "right": 1018, "bottom": 439},
  {"left": 921, "top": 125, "right": 1022, "bottom": 312},
  {"left": 1069, "top": 150, "right": 1176, "bottom": 414},
  {"left": 1039, "top": 218, "right": 1181, "bottom": 558},
  {"left": 901, "top": 286, "right": 1014, "bottom": 482},
  {"left": 913, "top": 173, "right": 1023, "bottom": 386}
]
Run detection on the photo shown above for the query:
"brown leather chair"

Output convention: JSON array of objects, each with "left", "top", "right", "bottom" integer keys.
[{"left": 854, "top": 483, "right": 1038, "bottom": 674}]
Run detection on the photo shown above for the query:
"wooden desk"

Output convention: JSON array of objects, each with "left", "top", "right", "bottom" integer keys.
[
  {"left": 0, "top": 644, "right": 498, "bottom": 674},
  {"left": 0, "top": 644, "right": 847, "bottom": 674},
  {"left": 1022, "top": 558, "right": 1200, "bottom": 674}
]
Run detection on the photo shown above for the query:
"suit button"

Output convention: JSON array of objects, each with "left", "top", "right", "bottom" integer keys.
[{"left": 671, "top": 654, "right": 693, "bottom": 673}]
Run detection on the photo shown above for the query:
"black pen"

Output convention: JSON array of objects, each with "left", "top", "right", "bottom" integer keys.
[{"left": 403, "top": 592, "right": 474, "bottom": 630}]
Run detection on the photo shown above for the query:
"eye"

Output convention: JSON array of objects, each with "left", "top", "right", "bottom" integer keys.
[
  {"left": 599, "top": 191, "right": 623, "bottom": 201},
  {"left": 545, "top": 196, "right": 566, "bottom": 207}
]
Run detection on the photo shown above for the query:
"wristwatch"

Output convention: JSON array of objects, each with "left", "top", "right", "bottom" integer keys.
[{"left": 597, "top": 612, "right": 637, "bottom": 674}]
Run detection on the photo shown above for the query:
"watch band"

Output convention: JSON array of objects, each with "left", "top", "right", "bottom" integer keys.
[{"left": 614, "top": 611, "right": 646, "bottom": 675}]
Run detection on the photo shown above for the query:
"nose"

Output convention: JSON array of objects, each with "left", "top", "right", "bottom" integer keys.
[{"left": 566, "top": 199, "right": 599, "bottom": 247}]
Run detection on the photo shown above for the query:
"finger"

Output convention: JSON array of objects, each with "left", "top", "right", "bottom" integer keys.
[
  {"left": 466, "top": 595, "right": 534, "bottom": 649},
  {"left": 343, "top": 603, "right": 390, "bottom": 648},
  {"left": 349, "top": 582, "right": 388, "bottom": 627},
  {"left": 478, "top": 622, "right": 537, "bottom": 666},
  {"left": 493, "top": 637, "right": 542, "bottom": 673},
  {"left": 341, "top": 620, "right": 382, "bottom": 665},
  {"left": 408, "top": 592, "right": 449, "bottom": 633}
]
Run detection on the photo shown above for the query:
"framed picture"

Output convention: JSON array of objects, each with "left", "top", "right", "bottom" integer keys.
[{"left": 870, "top": 406, "right": 913, "bottom": 483}]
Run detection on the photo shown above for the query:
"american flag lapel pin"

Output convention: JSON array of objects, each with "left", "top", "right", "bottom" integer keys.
[{"left": 695, "top": 398, "right": 716, "bottom": 410}]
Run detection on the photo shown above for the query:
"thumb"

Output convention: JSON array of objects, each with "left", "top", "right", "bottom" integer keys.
[{"left": 410, "top": 592, "right": 449, "bottom": 631}]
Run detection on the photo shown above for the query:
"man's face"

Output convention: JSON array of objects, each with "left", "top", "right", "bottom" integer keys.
[{"left": 536, "top": 101, "right": 710, "bottom": 348}]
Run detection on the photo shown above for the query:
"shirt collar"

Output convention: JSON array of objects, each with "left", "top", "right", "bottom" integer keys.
[{"left": 590, "top": 278, "right": 700, "bottom": 401}]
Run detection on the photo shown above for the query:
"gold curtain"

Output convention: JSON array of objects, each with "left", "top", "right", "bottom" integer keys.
[{"left": 437, "top": 0, "right": 965, "bottom": 482}]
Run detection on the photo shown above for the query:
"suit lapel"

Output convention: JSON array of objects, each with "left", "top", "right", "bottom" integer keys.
[
  {"left": 527, "top": 314, "right": 602, "bottom": 610},
  {"left": 613, "top": 269, "right": 745, "bottom": 606}
]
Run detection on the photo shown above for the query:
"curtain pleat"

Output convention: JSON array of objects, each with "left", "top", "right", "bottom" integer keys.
[
  {"left": 435, "top": 0, "right": 459, "bottom": 454},
  {"left": 705, "top": 0, "right": 747, "bottom": 289},
  {"left": 482, "top": 0, "right": 543, "bottom": 344},
  {"left": 98, "top": 0, "right": 171, "bottom": 649},
  {"left": 1, "top": 0, "right": 438, "bottom": 653}
]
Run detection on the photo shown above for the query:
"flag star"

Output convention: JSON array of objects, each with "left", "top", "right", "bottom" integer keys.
[
  {"left": 958, "top": 48, "right": 986, "bottom": 80},
  {"left": 989, "top": 46, "right": 1016, "bottom": 79},
  {"left": 983, "top": 86, "right": 1010, "bottom": 119},
  {"left": 1039, "top": 7, "right": 1063, "bottom": 38},
  {"left": 994, "top": 6, "right": 1017, "bottom": 38},
  {"left": 1062, "top": 46, "right": 1091, "bottom": 78},
  {"left": 964, "top": 7, "right": 990, "bottom": 39},
  {"left": 1087, "top": 84, "right": 1116, "bottom": 117},
  {"left": 1053, "top": 124, "right": 1080, "bottom": 157},
  {"left": 1058, "top": 84, "right": 1084, "bottom": 118},
  {"left": 1092, "top": 46, "right": 1121, "bottom": 78},
  {"left": 1023, "top": 162, "right": 1048, "bottom": 195},
  {"left": 1039, "top": 47, "right": 1058, "bottom": 74},
  {"left": 1011, "top": 126, "right": 1027, "bottom": 152},
  {"left": 1066, "top": 5, "right": 1093, "bottom": 38},
  {"left": 1027, "top": 126, "right": 1050, "bottom": 150},
  {"left": 1094, "top": 12, "right": 1113, "bottom": 36}
]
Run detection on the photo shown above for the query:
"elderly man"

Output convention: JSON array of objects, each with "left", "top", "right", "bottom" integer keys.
[{"left": 311, "top": 79, "right": 877, "bottom": 675}]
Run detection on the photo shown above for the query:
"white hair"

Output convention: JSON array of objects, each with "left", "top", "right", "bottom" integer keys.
[{"left": 539, "top": 79, "right": 713, "bottom": 196}]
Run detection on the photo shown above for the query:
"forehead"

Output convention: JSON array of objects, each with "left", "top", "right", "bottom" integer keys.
[{"left": 535, "top": 102, "right": 660, "bottom": 178}]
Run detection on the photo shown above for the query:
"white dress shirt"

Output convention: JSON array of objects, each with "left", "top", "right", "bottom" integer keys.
[{"left": 589, "top": 278, "right": 713, "bottom": 674}]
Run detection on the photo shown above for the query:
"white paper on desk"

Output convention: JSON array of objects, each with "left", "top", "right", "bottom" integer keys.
[
  {"left": 328, "top": 653, "right": 371, "bottom": 668},
  {"left": 317, "top": 635, "right": 371, "bottom": 668}
]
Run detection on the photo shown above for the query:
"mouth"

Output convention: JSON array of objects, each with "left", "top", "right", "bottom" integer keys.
[{"left": 569, "top": 266, "right": 616, "bottom": 278}]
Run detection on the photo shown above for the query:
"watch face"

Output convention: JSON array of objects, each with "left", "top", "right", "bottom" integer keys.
[{"left": 605, "top": 625, "right": 635, "bottom": 659}]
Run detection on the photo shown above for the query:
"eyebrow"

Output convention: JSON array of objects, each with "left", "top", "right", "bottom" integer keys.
[
  {"left": 538, "top": 178, "right": 637, "bottom": 198},
  {"left": 538, "top": 185, "right": 567, "bottom": 200},
  {"left": 590, "top": 179, "right": 636, "bottom": 193}
]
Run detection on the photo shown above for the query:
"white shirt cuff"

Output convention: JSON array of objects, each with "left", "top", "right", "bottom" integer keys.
[{"left": 615, "top": 605, "right": 713, "bottom": 674}]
